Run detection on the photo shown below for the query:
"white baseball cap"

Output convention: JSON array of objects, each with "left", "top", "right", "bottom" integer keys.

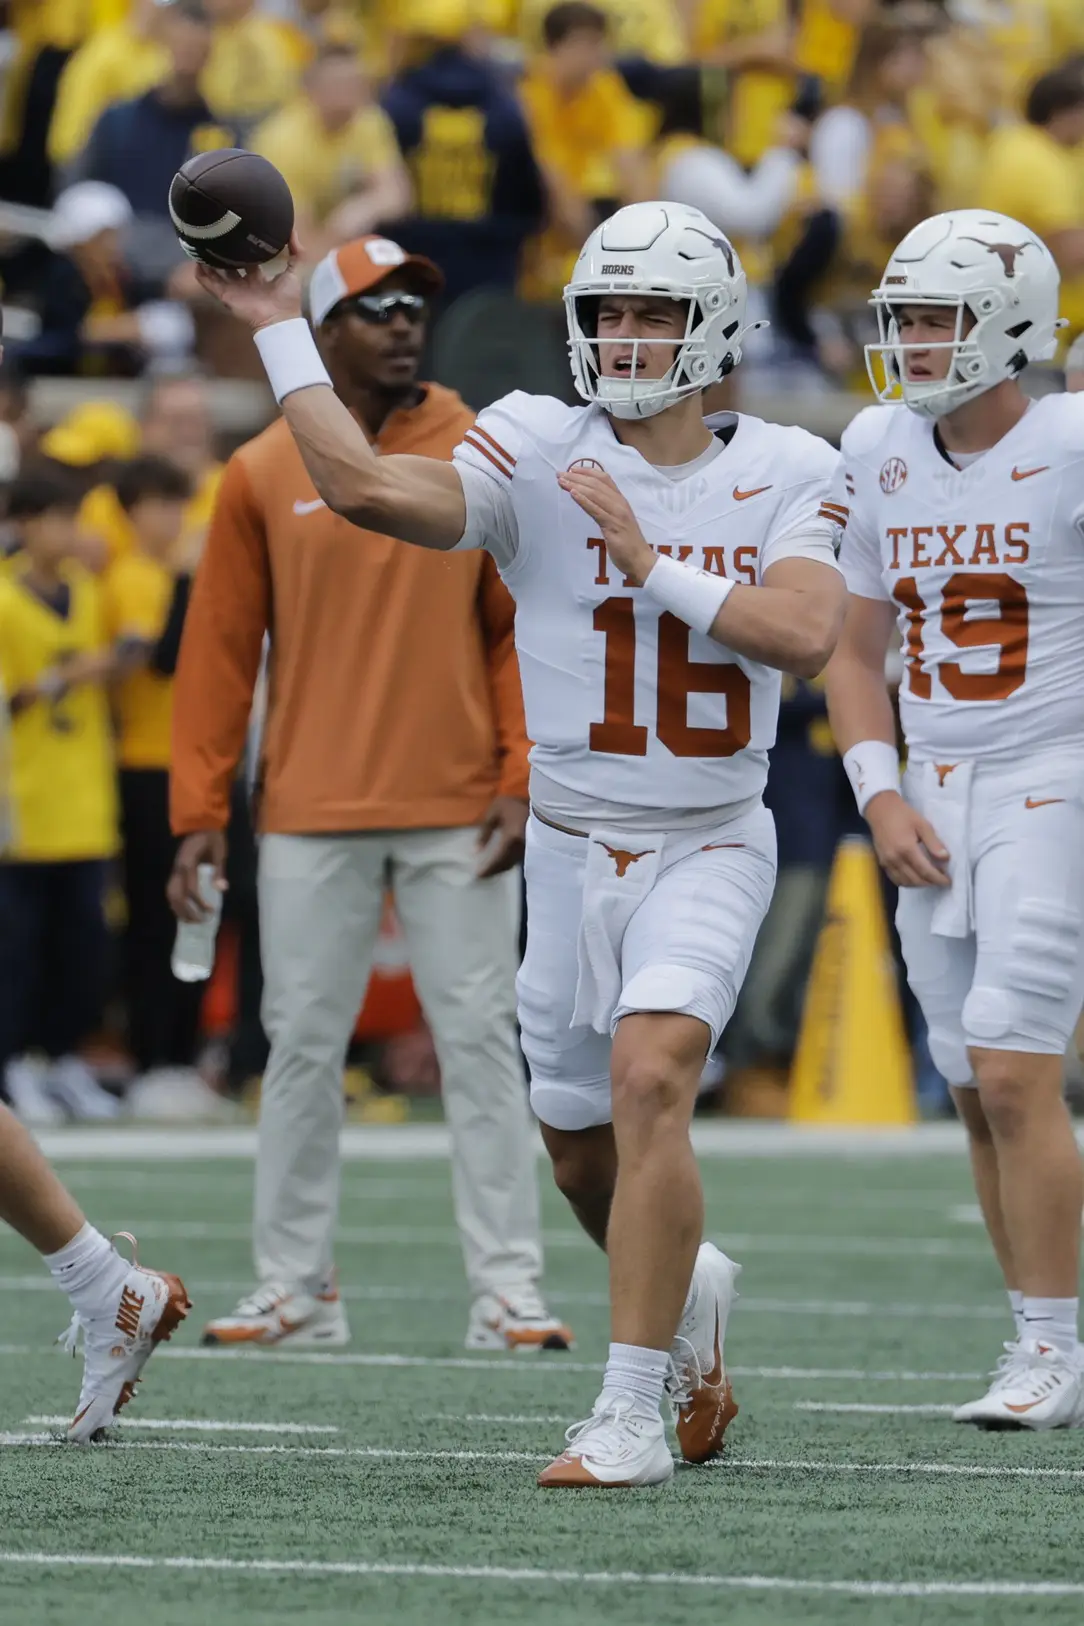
[{"left": 308, "top": 234, "right": 443, "bottom": 327}]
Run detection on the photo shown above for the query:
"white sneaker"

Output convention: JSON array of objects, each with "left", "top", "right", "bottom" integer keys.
[
  {"left": 465, "top": 1286, "right": 574, "bottom": 1352},
  {"left": 5, "top": 1056, "right": 64, "bottom": 1126},
  {"left": 538, "top": 1393, "right": 674, "bottom": 1487},
  {"left": 46, "top": 1056, "right": 121, "bottom": 1121},
  {"left": 200, "top": 1277, "right": 350, "bottom": 1348},
  {"left": 666, "top": 1241, "right": 741, "bottom": 1462},
  {"left": 952, "top": 1340, "right": 1025, "bottom": 1423},
  {"left": 62, "top": 1234, "right": 190, "bottom": 1443},
  {"left": 954, "top": 1337, "right": 1082, "bottom": 1430}
]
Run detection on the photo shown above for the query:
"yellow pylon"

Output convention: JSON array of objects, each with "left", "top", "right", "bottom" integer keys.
[{"left": 789, "top": 836, "right": 916, "bottom": 1125}]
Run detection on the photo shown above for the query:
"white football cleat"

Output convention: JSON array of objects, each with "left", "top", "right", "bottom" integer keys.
[
  {"left": 538, "top": 1393, "right": 674, "bottom": 1487},
  {"left": 954, "top": 1338, "right": 1081, "bottom": 1430},
  {"left": 465, "top": 1287, "right": 574, "bottom": 1352},
  {"left": 201, "top": 1277, "right": 350, "bottom": 1348},
  {"left": 952, "top": 1341, "right": 1025, "bottom": 1424},
  {"left": 666, "top": 1241, "right": 741, "bottom": 1462},
  {"left": 63, "top": 1235, "right": 190, "bottom": 1443}
]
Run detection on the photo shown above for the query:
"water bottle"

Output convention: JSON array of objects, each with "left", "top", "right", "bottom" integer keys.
[{"left": 171, "top": 863, "right": 223, "bottom": 982}]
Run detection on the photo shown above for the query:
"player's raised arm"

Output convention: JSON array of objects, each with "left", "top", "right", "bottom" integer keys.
[{"left": 193, "top": 245, "right": 468, "bottom": 551}]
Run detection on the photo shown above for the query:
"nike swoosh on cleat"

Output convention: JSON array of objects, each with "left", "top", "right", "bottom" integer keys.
[
  {"left": 1003, "top": 1398, "right": 1046, "bottom": 1413},
  {"left": 293, "top": 498, "right": 326, "bottom": 515}
]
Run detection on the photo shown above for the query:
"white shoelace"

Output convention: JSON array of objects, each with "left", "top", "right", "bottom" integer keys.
[
  {"left": 498, "top": 1287, "right": 551, "bottom": 1323},
  {"left": 563, "top": 1394, "right": 635, "bottom": 1450},
  {"left": 987, "top": 1340, "right": 1027, "bottom": 1393},
  {"left": 58, "top": 1313, "right": 85, "bottom": 1357},
  {"left": 666, "top": 1333, "right": 710, "bottom": 1409}
]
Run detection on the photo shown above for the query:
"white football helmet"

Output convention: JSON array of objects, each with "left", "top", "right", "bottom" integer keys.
[
  {"left": 564, "top": 202, "right": 761, "bottom": 420},
  {"left": 866, "top": 209, "right": 1063, "bottom": 419}
]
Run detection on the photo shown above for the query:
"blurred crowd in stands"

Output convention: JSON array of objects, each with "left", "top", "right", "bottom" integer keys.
[{"left": 3, "top": 0, "right": 1084, "bottom": 1123}]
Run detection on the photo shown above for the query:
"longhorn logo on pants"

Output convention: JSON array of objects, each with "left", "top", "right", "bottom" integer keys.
[{"left": 601, "top": 845, "right": 653, "bottom": 879}]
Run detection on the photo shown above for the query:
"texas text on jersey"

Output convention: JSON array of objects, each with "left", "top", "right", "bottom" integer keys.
[
  {"left": 453, "top": 391, "right": 840, "bottom": 829},
  {"left": 831, "top": 393, "right": 1084, "bottom": 761}
]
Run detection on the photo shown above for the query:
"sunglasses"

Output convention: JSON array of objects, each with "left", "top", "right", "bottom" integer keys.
[{"left": 339, "top": 292, "right": 429, "bottom": 325}]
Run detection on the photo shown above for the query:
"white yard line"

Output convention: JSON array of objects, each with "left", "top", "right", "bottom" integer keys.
[
  {"left": 793, "top": 1402, "right": 956, "bottom": 1416},
  {"left": 22, "top": 1220, "right": 984, "bottom": 1259},
  {"left": 0, "top": 1277, "right": 1007, "bottom": 1322},
  {"left": 0, "top": 1436, "right": 1080, "bottom": 1482},
  {"left": 0, "top": 1551, "right": 1081, "bottom": 1597},
  {"left": 32, "top": 1122, "right": 978, "bottom": 1161},
  {"left": 24, "top": 1415, "right": 339, "bottom": 1434},
  {"left": 436, "top": 1414, "right": 566, "bottom": 1425},
  {"left": 0, "top": 1344, "right": 986, "bottom": 1381}
]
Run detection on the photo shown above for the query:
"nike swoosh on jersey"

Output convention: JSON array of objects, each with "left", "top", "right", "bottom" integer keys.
[
  {"left": 293, "top": 498, "right": 326, "bottom": 515},
  {"left": 733, "top": 485, "right": 772, "bottom": 501},
  {"left": 1024, "top": 797, "right": 1065, "bottom": 809},
  {"left": 1010, "top": 465, "right": 1049, "bottom": 481}
]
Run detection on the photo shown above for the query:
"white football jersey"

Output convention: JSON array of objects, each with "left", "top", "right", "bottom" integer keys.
[
  {"left": 453, "top": 391, "right": 838, "bottom": 817},
  {"left": 833, "top": 394, "right": 1084, "bottom": 760}
]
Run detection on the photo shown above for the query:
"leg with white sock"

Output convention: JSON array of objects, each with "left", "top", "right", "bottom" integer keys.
[
  {"left": 392, "top": 827, "right": 568, "bottom": 1350},
  {"left": 0, "top": 1101, "right": 189, "bottom": 1438}
]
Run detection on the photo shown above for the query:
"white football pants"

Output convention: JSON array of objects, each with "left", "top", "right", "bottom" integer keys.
[{"left": 254, "top": 828, "right": 543, "bottom": 1297}]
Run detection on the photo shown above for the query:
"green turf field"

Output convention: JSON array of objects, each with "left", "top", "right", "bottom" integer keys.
[{"left": 1, "top": 1133, "right": 1083, "bottom": 1626}]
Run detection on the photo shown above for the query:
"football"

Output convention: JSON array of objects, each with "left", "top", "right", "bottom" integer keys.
[{"left": 168, "top": 148, "right": 294, "bottom": 274}]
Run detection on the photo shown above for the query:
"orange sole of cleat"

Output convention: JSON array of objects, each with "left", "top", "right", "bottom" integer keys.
[
  {"left": 676, "top": 1377, "right": 738, "bottom": 1464},
  {"left": 506, "top": 1327, "right": 576, "bottom": 1353},
  {"left": 537, "top": 1458, "right": 633, "bottom": 1488}
]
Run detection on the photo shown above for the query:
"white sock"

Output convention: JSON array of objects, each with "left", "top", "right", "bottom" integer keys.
[
  {"left": 1021, "top": 1295, "right": 1079, "bottom": 1355},
  {"left": 602, "top": 1342, "right": 669, "bottom": 1410},
  {"left": 1008, "top": 1289, "right": 1025, "bottom": 1341},
  {"left": 44, "top": 1223, "right": 127, "bottom": 1316}
]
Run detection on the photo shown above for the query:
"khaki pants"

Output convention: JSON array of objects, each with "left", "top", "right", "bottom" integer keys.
[{"left": 255, "top": 827, "right": 543, "bottom": 1297}]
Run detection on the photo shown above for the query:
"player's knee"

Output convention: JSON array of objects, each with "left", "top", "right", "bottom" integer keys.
[
  {"left": 610, "top": 1053, "right": 687, "bottom": 1127},
  {"left": 969, "top": 1050, "right": 1039, "bottom": 1140},
  {"left": 925, "top": 1024, "right": 971, "bottom": 1089},
  {"left": 542, "top": 1126, "right": 614, "bottom": 1206}
]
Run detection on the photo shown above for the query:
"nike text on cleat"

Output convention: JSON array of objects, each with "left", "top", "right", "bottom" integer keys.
[
  {"left": 953, "top": 1338, "right": 1082, "bottom": 1430},
  {"left": 465, "top": 1287, "right": 574, "bottom": 1352},
  {"left": 538, "top": 1393, "right": 674, "bottom": 1488},
  {"left": 64, "top": 1235, "right": 190, "bottom": 1443},
  {"left": 666, "top": 1242, "right": 741, "bottom": 1462},
  {"left": 201, "top": 1277, "right": 350, "bottom": 1349}
]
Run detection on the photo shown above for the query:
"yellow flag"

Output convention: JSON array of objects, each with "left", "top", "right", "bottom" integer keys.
[{"left": 789, "top": 837, "right": 915, "bottom": 1126}]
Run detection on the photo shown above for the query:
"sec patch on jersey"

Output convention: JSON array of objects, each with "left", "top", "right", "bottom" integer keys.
[{"left": 168, "top": 149, "right": 294, "bottom": 273}]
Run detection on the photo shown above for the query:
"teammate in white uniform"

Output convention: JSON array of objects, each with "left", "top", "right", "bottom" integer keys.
[
  {"left": 197, "top": 202, "right": 845, "bottom": 1486},
  {"left": 826, "top": 210, "right": 1084, "bottom": 1429}
]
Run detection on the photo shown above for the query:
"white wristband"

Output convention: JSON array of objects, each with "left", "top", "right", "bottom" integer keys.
[
  {"left": 253, "top": 317, "right": 332, "bottom": 405},
  {"left": 642, "top": 552, "right": 735, "bottom": 635},
  {"left": 843, "top": 739, "right": 901, "bottom": 816}
]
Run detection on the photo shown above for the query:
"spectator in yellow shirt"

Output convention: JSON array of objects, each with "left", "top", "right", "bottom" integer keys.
[
  {"left": 519, "top": 2, "right": 651, "bottom": 301},
  {"left": 518, "top": 0, "right": 687, "bottom": 64},
  {"left": 48, "top": 0, "right": 172, "bottom": 168},
  {"left": 979, "top": 64, "right": 1084, "bottom": 339},
  {"left": 252, "top": 44, "right": 412, "bottom": 259},
  {"left": 694, "top": 0, "right": 794, "bottom": 169},
  {"left": 101, "top": 455, "right": 206, "bottom": 1091},
  {"left": 200, "top": 0, "right": 300, "bottom": 133},
  {"left": 0, "top": 464, "right": 121, "bottom": 1123}
]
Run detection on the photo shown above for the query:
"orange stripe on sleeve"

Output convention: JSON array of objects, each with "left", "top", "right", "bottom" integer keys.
[
  {"left": 471, "top": 424, "right": 516, "bottom": 468},
  {"left": 464, "top": 432, "right": 514, "bottom": 480}
]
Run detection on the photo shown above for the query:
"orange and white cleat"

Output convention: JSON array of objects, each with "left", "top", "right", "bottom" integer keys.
[
  {"left": 200, "top": 1276, "right": 349, "bottom": 1349},
  {"left": 538, "top": 1394, "right": 674, "bottom": 1488},
  {"left": 62, "top": 1233, "right": 190, "bottom": 1443},
  {"left": 666, "top": 1242, "right": 740, "bottom": 1463},
  {"left": 465, "top": 1287, "right": 574, "bottom": 1352}
]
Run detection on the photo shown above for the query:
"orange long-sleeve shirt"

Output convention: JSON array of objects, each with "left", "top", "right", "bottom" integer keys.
[{"left": 170, "top": 385, "right": 529, "bottom": 836}]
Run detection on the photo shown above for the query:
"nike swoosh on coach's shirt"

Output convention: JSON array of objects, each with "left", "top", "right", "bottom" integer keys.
[
  {"left": 1024, "top": 797, "right": 1065, "bottom": 809},
  {"left": 733, "top": 485, "right": 772, "bottom": 501},
  {"left": 293, "top": 498, "right": 326, "bottom": 515},
  {"left": 1010, "top": 466, "right": 1049, "bottom": 481}
]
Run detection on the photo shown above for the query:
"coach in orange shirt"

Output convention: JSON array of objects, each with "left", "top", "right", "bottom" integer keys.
[{"left": 168, "top": 235, "right": 571, "bottom": 1353}]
